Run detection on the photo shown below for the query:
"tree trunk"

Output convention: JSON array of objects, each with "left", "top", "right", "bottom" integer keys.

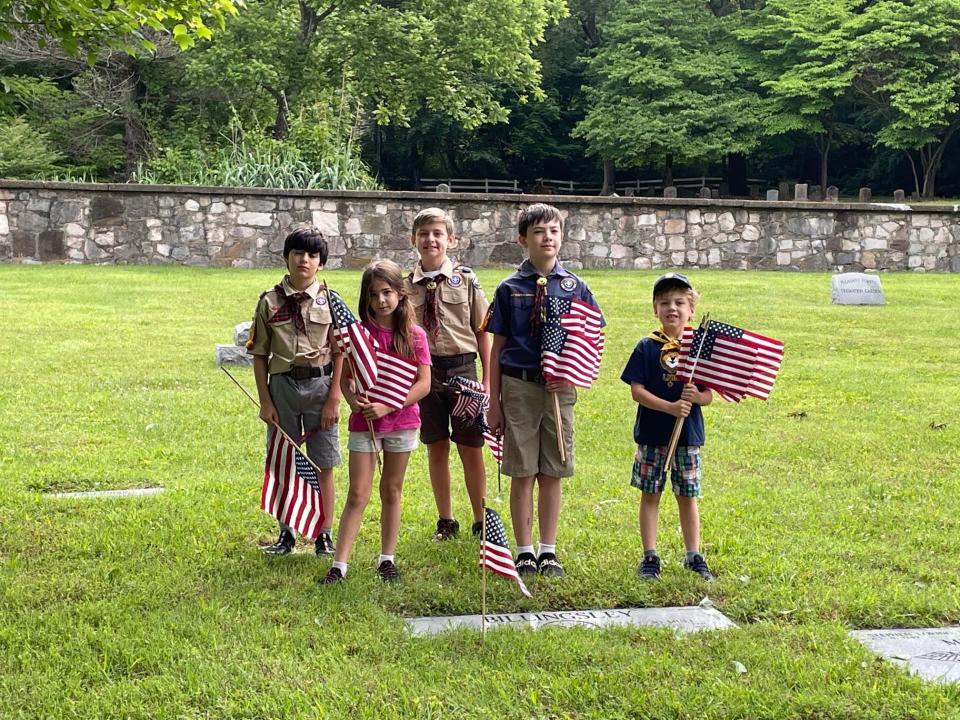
[
  {"left": 726, "top": 153, "right": 747, "bottom": 196},
  {"left": 601, "top": 158, "right": 616, "bottom": 195},
  {"left": 664, "top": 154, "right": 674, "bottom": 187},
  {"left": 817, "top": 137, "right": 830, "bottom": 194},
  {"left": 117, "top": 55, "right": 147, "bottom": 181}
]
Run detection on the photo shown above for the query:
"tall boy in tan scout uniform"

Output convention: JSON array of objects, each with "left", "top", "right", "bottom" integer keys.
[
  {"left": 247, "top": 226, "right": 344, "bottom": 556},
  {"left": 404, "top": 208, "right": 490, "bottom": 540}
]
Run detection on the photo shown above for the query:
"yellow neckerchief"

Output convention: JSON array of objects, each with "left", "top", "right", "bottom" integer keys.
[{"left": 647, "top": 324, "right": 681, "bottom": 352}]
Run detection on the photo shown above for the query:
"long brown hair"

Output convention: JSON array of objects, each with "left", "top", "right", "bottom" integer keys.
[{"left": 358, "top": 259, "right": 416, "bottom": 358}]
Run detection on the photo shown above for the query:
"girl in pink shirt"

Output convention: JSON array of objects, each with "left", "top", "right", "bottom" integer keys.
[{"left": 322, "top": 260, "right": 431, "bottom": 584}]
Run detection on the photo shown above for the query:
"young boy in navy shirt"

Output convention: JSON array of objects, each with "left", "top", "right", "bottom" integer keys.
[{"left": 620, "top": 273, "right": 715, "bottom": 582}]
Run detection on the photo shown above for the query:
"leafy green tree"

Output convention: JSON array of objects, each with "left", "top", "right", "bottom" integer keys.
[
  {"left": 574, "top": 0, "right": 764, "bottom": 184},
  {"left": 850, "top": 0, "right": 960, "bottom": 197},
  {"left": 738, "top": 0, "right": 859, "bottom": 190}
]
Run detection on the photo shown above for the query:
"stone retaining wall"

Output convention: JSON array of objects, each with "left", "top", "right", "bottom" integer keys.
[{"left": 2, "top": 180, "right": 958, "bottom": 271}]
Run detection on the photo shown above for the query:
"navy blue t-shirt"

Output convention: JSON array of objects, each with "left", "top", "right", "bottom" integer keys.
[
  {"left": 487, "top": 260, "right": 604, "bottom": 369},
  {"left": 620, "top": 336, "right": 705, "bottom": 447}
]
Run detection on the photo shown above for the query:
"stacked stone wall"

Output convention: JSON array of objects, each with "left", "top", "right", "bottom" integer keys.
[{"left": 1, "top": 181, "right": 958, "bottom": 271}]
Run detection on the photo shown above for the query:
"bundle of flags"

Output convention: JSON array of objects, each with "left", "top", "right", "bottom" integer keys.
[
  {"left": 676, "top": 319, "right": 784, "bottom": 402},
  {"left": 327, "top": 289, "right": 417, "bottom": 410},
  {"left": 480, "top": 507, "right": 531, "bottom": 597},
  {"left": 447, "top": 375, "right": 502, "bottom": 463},
  {"left": 540, "top": 296, "right": 605, "bottom": 388},
  {"left": 262, "top": 427, "right": 325, "bottom": 540}
]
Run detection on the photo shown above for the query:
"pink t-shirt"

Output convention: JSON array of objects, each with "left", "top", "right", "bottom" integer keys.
[{"left": 348, "top": 320, "right": 431, "bottom": 433}]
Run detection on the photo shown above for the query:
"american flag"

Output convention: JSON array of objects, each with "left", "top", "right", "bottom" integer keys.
[
  {"left": 481, "top": 507, "right": 531, "bottom": 597},
  {"left": 327, "top": 290, "right": 418, "bottom": 410},
  {"left": 447, "top": 375, "right": 503, "bottom": 463},
  {"left": 541, "top": 296, "right": 604, "bottom": 388},
  {"left": 261, "top": 427, "right": 325, "bottom": 541},
  {"left": 677, "top": 320, "right": 784, "bottom": 402}
]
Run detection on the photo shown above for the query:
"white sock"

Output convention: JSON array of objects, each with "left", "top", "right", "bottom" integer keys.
[
  {"left": 332, "top": 561, "right": 348, "bottom": 576},
  {"left": 516, "top": 545, "right": 535, "bottom": 557},
  {"left": 378, "top": 554, "right": 395, "bottom": 566},
  {"left": 538, "top": 543, "right": 556, "bottom": 558}
]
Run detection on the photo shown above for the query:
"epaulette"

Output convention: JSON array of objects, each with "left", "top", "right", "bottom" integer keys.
[
  {"left": 259, "top": 288, "right": 271, "bottom": 300},
  {"left": 456, "top": 265, "right": 474, "bottom": 274}
]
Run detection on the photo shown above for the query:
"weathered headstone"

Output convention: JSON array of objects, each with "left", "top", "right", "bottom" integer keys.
[
  {"left": 406, "top": 605, "right": 737, "bottom": 637},
  {"left": 894, "top": 189, "right": 906, "bottom": 202},
  {"left": 216, "top": 344, "right": 254, "bottom": 366},
  {"left": 793, "top": 183, "right": 808, "bottom": 201},
  {"left": 436, "top": 183, "right": 451, "bottom": 193},
  {"left": 859, "top": 187, "right": 873, "bottom": 203},
  {"left": 234, "top": 321, "right": 252, "bottom": 346},
  {"left": 851, "top": 627, "right": 960, "bottom": 684},
  {"left": 748, "top": 183, "right": 760, "bottom": 199},
  {"left": 45, "top": 487, "right": 164, "bottom": 499},
  {"left": 698, "top": 187, "right": 712, "bottom": 199},
  {"left": 624, "top": 187, "right": 635, "bottom": 197},
  {"left": 710, "top": 188, "right": 720, "bottom": 199},
  {"left": 831, "top": 273, "right": 885, "bottom": 305},
  {"left": 663, "top": 186, "right": 678, "bottom": 198},
  {"left": 778, "top": 181, "right": 791, "bottom": 200},
  {"left": 810, "top": 185, "right": 823, "bottom": 201},
  {"left": 766, "top": 189, "right": 779, "bottom": 201},
  {"left": 826, "top": 185, "right": 840, "bottom": 202}
]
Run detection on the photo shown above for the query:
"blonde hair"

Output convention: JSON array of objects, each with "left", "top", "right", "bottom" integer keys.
[
  {"left": 358, "top": 259, "right": 416, "bottom": 358},
  {"left": 412, "top": 207, "right": 454, "bottom": 237}
]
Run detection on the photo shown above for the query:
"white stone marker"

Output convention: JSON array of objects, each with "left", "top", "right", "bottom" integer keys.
[
  {"left": 831, "top": 272, "right": 886, "bottom": 305},
  {"left": 44, "top": 487, "right": 165, "bottom": 499},
  {"left": 851, "top": 627, "right": 960, "bottom": 684},
  {"left": 406, "top": 605, "right": 736, "bottom": 637}
]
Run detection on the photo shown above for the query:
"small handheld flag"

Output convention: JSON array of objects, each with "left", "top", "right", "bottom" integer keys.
[
  {"left": 481, "top": 507, "right": 531, "bottom": 598},
  {"left": 262, "top": 427, "right": 325, "bottom": 541}
]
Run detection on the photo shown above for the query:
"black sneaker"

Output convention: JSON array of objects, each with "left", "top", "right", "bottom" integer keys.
[
  {"left": 537, "top": 553, "right": 565, "bottom": 578},
  {"left": 314, "top": 532, "right": 335, "bottom": 556},
  {"left": 637, "top": 554, "right": 661, "bottom": 581},
  {"left": 471, "top": 521, "right": 483, "bottom": 537},
  {"left": 377, "top": 559, "right": 400, "bottom": 583},
  {"left": 683, "top": 553, "right": 716, "bottom": 582},
  {"left": 515, "top": 552, "right": 538, "bottom": 577},
  {"left": 319, "top": 567, "right": 343, "bottom": 585},
  {"left": 434, "top": 518, "right": 460, "bottom": 541},
  {"left": 262, "top": 529, "right": 295, "bottom": 556}
]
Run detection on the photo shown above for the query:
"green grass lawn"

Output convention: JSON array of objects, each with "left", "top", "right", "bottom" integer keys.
[{"left": 1, "top": 265, "right": 959, "bottom": 719}]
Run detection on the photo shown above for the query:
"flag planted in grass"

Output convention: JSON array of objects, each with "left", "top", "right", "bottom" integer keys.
[
  {"left": 541, "top": 296, "right": 605, "bottom": 388},
  {"left": 481, "top": 507, "right": 531, "bottom": 597},
  {"left": 677, "top": 320, "right": 784, "bottom": 401},
  {"left": 328, "top": 289, "right": 417, "bottom": 410},
  {"left": 447, "top": 375, "right": 503, "bottom": 463},
  {"left": 262, "top": 427, "right": 325, "bottom": 540}
]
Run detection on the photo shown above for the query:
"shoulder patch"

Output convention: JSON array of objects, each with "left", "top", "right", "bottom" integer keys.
[
  {"left": 560, "top": 277, "right": 577, "bottom": 292},
  {"left": 471, "top": 276, "right": 482, "bottom": 289}
]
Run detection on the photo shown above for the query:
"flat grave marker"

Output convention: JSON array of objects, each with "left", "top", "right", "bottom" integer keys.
[
  {"left": 406, "top": 605, "right": 736, "bottom": 637},
  {"left": 44, "top": 487, "right": 165, "bottom": 500},
  {"left": 831, "top": 272, "right": 885, "bottom": 305},
  {"left": 851, "top": 627, "right": 960, "bottom": 684}
]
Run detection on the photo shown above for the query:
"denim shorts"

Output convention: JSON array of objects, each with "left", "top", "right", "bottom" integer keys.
[
  {"left": 348, "top": 428, "right": 418, "bottom": 454},
  {"left": 630, "top": 444, "right": 701, "bottom": 497}
]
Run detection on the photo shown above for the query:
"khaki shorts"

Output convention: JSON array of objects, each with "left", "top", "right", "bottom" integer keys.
[{"left": 500, "top": 374, "right": 576, "bottom": 478}]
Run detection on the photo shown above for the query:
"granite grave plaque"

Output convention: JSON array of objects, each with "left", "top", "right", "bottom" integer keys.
[
  {"left": 831, "top": 273, "right": 885, "bottom": 305},
  {"left": 851, "top": 627, "right": 960, "bottom": 684}
]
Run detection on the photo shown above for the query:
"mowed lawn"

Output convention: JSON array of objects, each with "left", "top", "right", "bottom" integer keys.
[{"left": 1, "top": 265, "right": 958, "bottom": 719}]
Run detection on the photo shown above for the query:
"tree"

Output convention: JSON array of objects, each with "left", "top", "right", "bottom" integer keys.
[
  {"left": 850, "top": 0, "right": 960, "bottom": 197},
  {"left": 574, "top": 0, "right": 764, "bottom": 183},
  {"left": 0, "top": 0, "right": 238, "bottom": 56},
  {"left": 738, "top": 0, "right": 859, "bottom": 191}
]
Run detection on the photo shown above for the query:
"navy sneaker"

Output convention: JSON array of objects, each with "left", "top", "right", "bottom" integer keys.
[
  {"left": 537, "top": 553, "right": 565, "bottom": 578},
  {"left": 637, "top": 554, "right": 661, "bottom": 581},
  {"left": 434, "top": 518, "right": 460, "bottom": 541},
  {"left": 514, "top": 552, "right": 538, "bottom": 577},
  {"left": 471, "top": 521, "right": 483, "bottom": 537},
  {"left": 683, "top": 553, "right": 715, "bottom": 582},
  {"left": 377, "top": 559, "right": 400, "bottom": 583},
  {"left": 262, "top": 529, "right": 295, "bottom": 556}
]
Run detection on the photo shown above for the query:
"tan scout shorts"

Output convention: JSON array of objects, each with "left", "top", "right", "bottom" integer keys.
[{"left": 501, "top": 374, "right": 576, "bottom": 478}]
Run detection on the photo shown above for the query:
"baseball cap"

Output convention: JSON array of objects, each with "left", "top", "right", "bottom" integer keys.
[{"left": 652, "top": 272, "right": 693, "bottom": 298}]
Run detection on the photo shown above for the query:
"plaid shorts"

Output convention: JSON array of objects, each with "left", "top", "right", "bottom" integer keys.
[{"left": 630, "top": 444, "right": 701, "bottom": 497}]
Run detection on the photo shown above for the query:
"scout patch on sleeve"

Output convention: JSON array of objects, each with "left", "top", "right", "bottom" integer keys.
[
  {"left": 471, "top": 276, "right": 482, "bottom": 289},
  {"left": 560, "top": 277, "right": 577, "bottom": 292}
]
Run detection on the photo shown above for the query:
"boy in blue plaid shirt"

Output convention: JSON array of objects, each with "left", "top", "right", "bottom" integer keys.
[{"left": 620, "top": 273, "right": 715, "bottom": 582}]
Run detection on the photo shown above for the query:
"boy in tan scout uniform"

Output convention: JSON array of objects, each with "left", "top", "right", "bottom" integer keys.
[
  {"left": 404, "top": 208, "right": 490, "bottom": 540},
  {"left": 247, "top": 227, "right": 344, "bottom": 556}
]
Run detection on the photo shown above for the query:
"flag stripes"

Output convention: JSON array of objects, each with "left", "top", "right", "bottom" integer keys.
[
  {"left": 261, "top": 428, "right": 325, "bottom": 541},
  {"left": 481, "top": 507, "right": 531, "bottom": 597}
]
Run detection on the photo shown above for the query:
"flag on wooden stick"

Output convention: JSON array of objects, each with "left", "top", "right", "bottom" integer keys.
[
  {"left": 262, "top": 427, "right": 325, "bottom": 540},
  {"left": 540, "top": 296, "right": 605, "bottom": 388},
  {"left": 481, "top": 507, "right": 531, "bottom": 597}
]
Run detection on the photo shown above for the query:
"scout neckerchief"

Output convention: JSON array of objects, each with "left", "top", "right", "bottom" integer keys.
[
  {"left": 269, "top": 282, "right": 310, "bottom": 334},
  {"left": 416, "top": 272, "right": 446, "bottom": 339},
  {"left": 529, "top": 276, "right": 548, "bottom": 334},
  {"left": 648, "top": 324, "right": 681, "bottom": 367}
]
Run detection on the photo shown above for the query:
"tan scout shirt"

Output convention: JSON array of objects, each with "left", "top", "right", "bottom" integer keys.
[
  {"left": 404, "top": 258, "right": 489, "bottom": 357},
  {"left": 248, "top": 276, "right": 337, "bottom": 374}
]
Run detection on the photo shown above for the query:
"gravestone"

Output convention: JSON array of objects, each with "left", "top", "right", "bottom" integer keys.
[
  {"left": 851, "top": 627, "right": 960, "bottom": 684},
  {"left": 794, "top": 183, "right": 808, "bottom": 201},
  {"left": 406, "top": 605, "right": 737, "bottom": 637},
  {"left": 810, "top": 185, "right": 823, "bottom": 201},
  {"left": 766, "top": 189, "right": 779, "bottom": 201},
  {"left": 663, "top": 186, "right": 677, "bottom": 199},
  {"left": 778, "top": 181, "right": 791, "bottom": 200},
  {"left": 234, "top": 321, "right": 252, "bottom": 346},
  {"left": 45, "top": 487, "right": 164, "bottom": 499},
  {"left": 710, "top": 188, "right": 720, "bottom": 199},
  {"left": 894, "top": 189, "right": 906, "bottom": 202},
  {"left": 217, "top": 320, "right": 255, "bottom": 366},
  {"left": 831, "top": 273, "right": 885, "bottom": 305},
  {"left": 698, "top": 187, "right": 712, "bottom": 199},
  {"left": 859, "top": 187, "right": 872, "bottom": 203},
  {"left": 826, "top": 185, "right": 840, "bottom": 202},
  {"left": 436, "top": 183, "right": 451, "bottom": 193}
]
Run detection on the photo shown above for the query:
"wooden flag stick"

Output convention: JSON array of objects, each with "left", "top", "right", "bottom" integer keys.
[
  {"left": 481, "top": 497, "right": 487, "bottom": 642},
  {"left": 552, "top": 391, "right": 566, "bottom": 463},
  {"left": 665, "top": 314, "right": 710, "bottom": 473},
  {"left": 220, "top": 366, "right": 326, "bottom": 478}
]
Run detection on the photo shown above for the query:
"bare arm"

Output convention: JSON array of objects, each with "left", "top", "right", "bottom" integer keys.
[
  {"left": 631, "top": 382, "right": 691, "bottom": 419},
  {"left": 253, "top": 355, "right": 278, "bottom": 424},
  {"left": 475, "top": 329, "right": 492, "bottom": 390},
  {"left": 320, "top": 354, "right": 345, "bottom": 429},
  {"left": 486, "top": 334, "right": 506, "bottom": 434},
  {"left": 358, "top": 363, "right": 431, "bottom": 421}
]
